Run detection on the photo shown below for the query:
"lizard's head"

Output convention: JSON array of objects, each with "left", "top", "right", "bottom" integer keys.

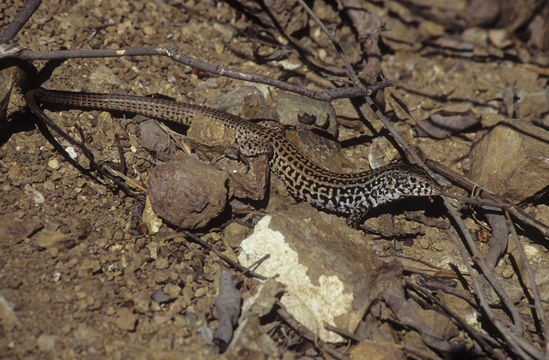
[{"left": 382, "top": 164, "right": 442, "bottom": 200}]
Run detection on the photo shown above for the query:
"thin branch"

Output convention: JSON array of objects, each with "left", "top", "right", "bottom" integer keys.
[
  {"left": 295, "top": 0, "right": 429, "bottom": 169},
  {"left": 444, "top": 198, "right": 523, "bottom": 334},
  {"left": 0, "top": 0, "right": 41, "bottom": 43},
  {"left": 505, "top": 210, "right": 549, "bottom": 350},
  {"left": 430, "top": 160, "right": 549, "bottom": 238},
  {"left": 408, "top": 281, "right": 503, "bottom": 359},
  {"left": 181, "top": 231, "right": 267, "bottom": 281},
  {"left": 276, "top": 303, "right": 346, "bottom": 360},
  {"left": 297, "top": 0, "right": 360, "bottom": 87},
  {"left": 447, "top": 231, "right": 542, "bottom": 360},
  {"left": 15, "top": 46, "right": 371, "bottom": 101}
]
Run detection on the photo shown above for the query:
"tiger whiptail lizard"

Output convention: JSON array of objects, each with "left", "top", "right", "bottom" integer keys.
[{"left": 26, "top": 88, "right": 442, "bottom": 226}]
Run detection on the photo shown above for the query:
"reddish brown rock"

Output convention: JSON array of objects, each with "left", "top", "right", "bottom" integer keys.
[{"left": 148, "top": 154, "right": 230, "bottom": 229}]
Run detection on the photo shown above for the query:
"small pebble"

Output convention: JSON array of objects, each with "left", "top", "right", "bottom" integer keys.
[
  {"left": 155, "top": 257, "right": 169, "bottom": 270},
  {"left": 501, "top": 265, "right": 515, "bottom": 279},
  {"left": 24, "top": 184, "right": 45, "bottom": 205},
  {"left": 151, "top": 289, "right": 173, "bottom": 304},
  {"left": 418, "top": 237, "right": 430, "bottom": 249},
  {"left": 65, "top": 146, "right": 78, "bottom": 159},
  {"left": 36, "top": 334, "right": 56, "bottom": 352},
  {"left": 48, "top": 158, "right": 60, "bottom": 170},
  {"left": 114, "top": 308, "right": 138, "bottom": 331},
  {"left": 164, "top": 283, "right": 181, "bottom": 298},
  {"left": 194, "top": 286, "right": 208, "bottom": 298},
  {"left": 32, "top": 229, "right": 68, "bottom": 249}
]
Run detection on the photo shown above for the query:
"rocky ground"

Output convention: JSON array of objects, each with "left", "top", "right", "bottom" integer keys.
[{"left": 1, "top": 0, "right": 549, "bottom": 359}]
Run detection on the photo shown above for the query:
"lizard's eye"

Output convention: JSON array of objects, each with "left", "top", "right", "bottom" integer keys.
[{"left": 409, "top": 176, "right": 417, "bottom": 184}]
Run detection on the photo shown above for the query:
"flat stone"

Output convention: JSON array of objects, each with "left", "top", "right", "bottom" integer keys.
[
  {"left": 0, "top": 292, "right": 18, "bottom": 331},
  {"left": 151, "top": 289, "right": 174, "bottom": 304},
  {"left": 0, "top": 216, "right": 41, "bottom": 246},
  {"left": 140, "top": 120, "right": 171, "bottom": 158},
  {"left": 272, "top": 91, "right": 338, "bottom": 138},
  {"left": 187, "top": 110, "right": 236, "bottom": 149},
  {"left": 31, "top": 229, "right": 70, "bottom": 249},
  {"left": 238, "top": 203, "right": 382, "bottom": 343},
  {"left": 78, "top": 257, "right": 101, "bottom": 273},
  {"left": 163, "top": 283, "right": 181, "bottom": 298},
  {"left": 286, "top": 127, "right": 348, "bottom": 172},
  {"left": 210, "top": 86, "right": 270, "bottom": 120},
  {"left": 114, "top": 307, "right": 138, "bottom": 331},
  {"left": 89, "top": 65, "right": 122, "bottom": 86},
  {"left": 349, "top": 339, "right": 405, "bottom": 360},
  {"left": 469, "top": 122, "right": 549, "bottom": 202},
  {"left": 155, "top": 257, "right": 169, "bottom": 270}
]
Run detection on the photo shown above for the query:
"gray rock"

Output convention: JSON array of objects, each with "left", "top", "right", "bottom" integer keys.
[
  {"left": 273, "top": 91, "right": 338, "bottom": 138},
  {"left": 151, "top": 289, "right": 174, "bottom": 304},
  {"left": 89, "top": 65, "right": 122, "bottom": 86},
  {"left": 196, "top": 77, "right": 219, "bottom": 90},
  {"left": 469, "top": 122, "right": 549, "bottom": 202},
  {"left": 211, "top": 86, "right": 270, "bottom": 120},
  {"left": 140, "top": 120, "right": 171, "bottom": 158}
]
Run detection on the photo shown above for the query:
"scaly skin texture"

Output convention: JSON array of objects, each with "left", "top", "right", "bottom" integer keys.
[{"left": 28, "top": 88, "right": 441, "bottom": 226}]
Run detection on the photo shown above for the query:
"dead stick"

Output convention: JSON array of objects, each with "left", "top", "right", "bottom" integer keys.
[{"left": 505, "top": 210, "right": 549, "bottom": 350}]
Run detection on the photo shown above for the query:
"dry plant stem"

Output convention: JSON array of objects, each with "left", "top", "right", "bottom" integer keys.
[
  {"left": 417, "top": 276, "right": 477, "bottom": 308},
  {"left": 447, "top": 230, "right": 542, "bottom": 360},
  {"left": 430, "top": 160, "right": 549, "bottom": 238},
  {"left": 323, "top": 324, "right": 360, "bottom": 342},
  {"left": 444, "top": 199, "right": 523, "bottom": 334},
  {"left": 180, "top": 231, "right": 267, "bottom": 281},
  {"left": 161, "top": 232, "right": 266, "bottom": 280},
  {"left": 324, "top": 323, "right": 441, "bottom": 360},
  {"left": 296, "top": 0, "right": 360, "bottom": 88},
  {"left": 300, "top": 19, "right": 546, "bottom": 352},
  {"left": 276, "top": 304, "right": 345, "bottom": 360},
  {"left": 408, "top": 281, "right": 503, "bottom": 359},
  {"left": 383, "top": 289, "right": 464, "bottom": 353},
  {"left": 297, "top": 7, "right": 528, "bottom": 339},
  {"left": 240, "top": 254, "right": 270, "bottom": 280},
  {"left": 0, "top": 0, "right": 41, "bottom": 43},
  {"left": 505, "top": 211, "right": 549, "bottom": 349},
  {"left": 15, "top": 47, "right": 372, "bottom": 101}
]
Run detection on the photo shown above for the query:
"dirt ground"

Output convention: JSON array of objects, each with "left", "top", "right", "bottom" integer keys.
[{"left": 1, "top": 0, "right": 549, "bottom": 359}]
